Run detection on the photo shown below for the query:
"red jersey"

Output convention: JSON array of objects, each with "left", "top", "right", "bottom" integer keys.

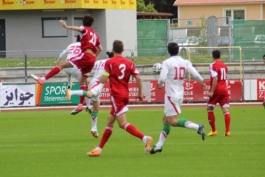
[
  {"left": 80, "top": 26, "right": 100, "bottom": 53},
  {"left": 104, "top": 56, "right": 139, "bottom": 97},
  {"left": 209, "top": 60, "right": 228, "bottom": 94}
]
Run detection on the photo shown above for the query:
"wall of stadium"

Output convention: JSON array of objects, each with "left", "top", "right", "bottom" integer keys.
[{"left": 0, "top": 9, "right": 136, "bottom": 57}]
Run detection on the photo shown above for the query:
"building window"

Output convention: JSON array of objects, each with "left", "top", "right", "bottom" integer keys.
[
  {"left": 224, "top": 9, "right": 245, "bottom": 24},
  {"left": 42, "top": 17, "right": 67, "bottom": 37},
  {"left": 74, "top": 17, "right": 83, "bottom": 37}
]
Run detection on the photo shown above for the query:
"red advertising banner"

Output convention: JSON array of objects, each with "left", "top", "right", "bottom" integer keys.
[
  {"left": 96, "top": 80, "right": 242, "bottom": 104},
  {"left": 257, "top": 79, "right": 265, "bottom": 100}
]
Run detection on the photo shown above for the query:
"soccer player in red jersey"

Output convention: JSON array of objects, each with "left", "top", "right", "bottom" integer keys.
[
  {"left": 207, "top": 50, "right": 231, "bottom": 137},
  {"left": 83, "top": 40, "right": 152, "bottom": 157},
  {"left": 31, "top": 14, "right": 102, "bottom": 114}
]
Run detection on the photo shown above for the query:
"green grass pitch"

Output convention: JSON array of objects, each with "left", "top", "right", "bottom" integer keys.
[{"left": 0, "top": 106, "right": 264, "bottom": 177}]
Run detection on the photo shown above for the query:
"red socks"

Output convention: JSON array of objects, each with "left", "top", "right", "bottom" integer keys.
[
  {"left": 124, "top": 123, "right": 144, "bottom": 140},
  {"left": 224, "top": 111, "right": 231, "bottom": 133},
  {"left": 44, "top": 65, "right": 61, "bottom": 80},
  {"left": 80, "top": 84, "right": 87, "bottom": 104},
  {"left": 207, "top": 110, "right": 216, "bottom": 132},
  {"left": 98, "top": 126, "right": 113, "bottom": 149}
]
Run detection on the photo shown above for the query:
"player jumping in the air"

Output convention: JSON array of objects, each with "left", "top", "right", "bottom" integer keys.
[
  {"left": 207, "top": 50, "right": 231, "bottom": 137},
  {"left": 67, "top": 40, "right": 153, "bottom": 157},
  {"left": 57, "top": 35, "right": 90, "bottom": 115},
  {"left": 150, "top": 42, "right": 206, "bottom": 154},
  {"left": 31, "top": 14, "right": 102, "bottom": 114}
]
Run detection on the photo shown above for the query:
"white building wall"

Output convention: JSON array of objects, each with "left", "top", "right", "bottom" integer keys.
[
  {"left": 0, "top": 9, "right": 137, "bottom": 58},
  {"left": 105, "top": 9, "right": 137, "bottom": 56}
]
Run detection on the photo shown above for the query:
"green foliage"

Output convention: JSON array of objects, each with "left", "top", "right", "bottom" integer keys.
[
  {"left": 0, "top": 106, "right": 264, "bottom": 177},
  {"left": 137, "top": 0, "right": 157, "bottom": 12}
]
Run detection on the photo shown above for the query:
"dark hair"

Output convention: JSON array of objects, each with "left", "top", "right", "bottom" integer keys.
[
  {"left": 263, "top": 54, "right": 265, "bottom": 58},
  {"left": 83, "top": 14, "right": 94, "bottom": 26},
  {"left": 76, "top": 35, "right": 81, "bottom": 42},
  {"left": 167, "top": 42, "right": 179, "bottom": 56},
  {"left": 212, "top": 50, "right": 221, "bottom": 59},
  {"left": 106, "top": 51, "right": 114, "bottom": 58},
  {"left": 112, "top": 40, "right": 123, "bottom": 54}
]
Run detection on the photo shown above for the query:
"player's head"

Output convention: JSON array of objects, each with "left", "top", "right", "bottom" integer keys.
[
  {"left": 212, "top": 50, "right": 221, "bottom": 60},
  {"left": 167, "top": 42, "right": 179, "bottom": 56},
  {"left": 83, "top": 14, "right": 94, "bottom": 27},
  {"left": 76, "top": 35, "right": 81, "bottom": 42},
  {"left": 263, "top": 54, "right": 265, "bottom": 63},
  {"left": 112, "top": 40, "right": 124, "bottom": 54},
  {"left": 106, "top": 51, "right": 114, "bottom": 58}
]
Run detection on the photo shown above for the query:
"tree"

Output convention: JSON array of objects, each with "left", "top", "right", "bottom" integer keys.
[
  {"left": 137, "top": 0, "right": 157, "bottom": 12},
  {"left": 144, "top": 0, "right": 177, "bottom": 18}
]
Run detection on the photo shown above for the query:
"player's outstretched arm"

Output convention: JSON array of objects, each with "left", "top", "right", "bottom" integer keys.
[
  {"left": 187, "top": 62, "right": 206, "bottom": 90},
  {"left": 59, "top": 20, "right": 83, "bottom": 32},
  {"left": 157, "top": 62, "right": 168, "bottom": 89},
  {"left": 135, "top": 75, "right": 143, "bottom": 101}
]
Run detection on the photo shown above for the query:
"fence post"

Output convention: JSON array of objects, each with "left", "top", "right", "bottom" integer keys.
[{"left": 24, "top": 51, "right": 28, "bottom": 83}]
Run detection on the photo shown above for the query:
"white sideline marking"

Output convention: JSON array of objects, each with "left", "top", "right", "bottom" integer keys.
[
  {"left": 0, "top": 102, "right": 262, "bottom": 111},
  {"left": 0, "top": 141, "right": 263, "bottom": 148}
]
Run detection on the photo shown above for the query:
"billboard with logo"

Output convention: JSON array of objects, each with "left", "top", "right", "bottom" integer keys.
[
  {"left": 0, "top": 0, "right": 136, "bottom": 10},
  {"left": 0, "top": 84, "right": 35, "bottom": 107},
  {"left": 244, "top": 79, "right": 265, "bottom": 101},
  {"left": 36, "top": 82, "right": 80, "bottom": 105}
]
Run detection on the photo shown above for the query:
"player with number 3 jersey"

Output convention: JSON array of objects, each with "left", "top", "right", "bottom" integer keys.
[
  {"left": 207, "top": 50, "right": 231, "bottom": 137},
  {"left": 86, "top": 40, "right": 153, "bottom": 157}
]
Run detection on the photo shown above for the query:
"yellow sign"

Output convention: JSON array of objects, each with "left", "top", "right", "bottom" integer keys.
[{"left": 0, "top": 0, "right": 136, "bottom": 10}]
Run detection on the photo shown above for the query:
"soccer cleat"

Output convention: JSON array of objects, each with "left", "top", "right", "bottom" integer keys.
[
  {"left": 150, "top": 146, "right": 162, "bottom": 154},
  {"left": 207, "top": 131, "right": 218, "bottom": 136},
  {"left": 67, "top": 85, "right": 73, "bottom": 89},
  {"left": 31, "top": 74, "right": 44, "bottom": 85},
  {"left": 90, "top": 130, "right": 99, "bottom": 138},
  {"left": 66, "top": 89, "right": 71, "bottom": 101},
  {"left": 197, "top": 124, "right": 206, "bottom": 141},
  {"left": 144, "top": 136, "right": 153, "bottom": 154},
  {"left": 225, "top": 132, "right": 230, "bottom": 136},
  {"left": 70, "top": 105, "right": 83, "bottom": 115},
  {"left": 86, "top": 107, "right": 92, "bottom": 114},
  {"left": 87, "top": 148, "right": 101, "bottom": 157}
]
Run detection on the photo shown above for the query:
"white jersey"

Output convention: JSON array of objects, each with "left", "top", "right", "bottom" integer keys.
[
  {"left": 58, "top": 42, "right": 81, "bottom": 62},
  {"left": 158, "top": 55, "right": 203, "bottom": 97},
  {"left": 91, "top": 59, "right": 109, "bottom": 80}
]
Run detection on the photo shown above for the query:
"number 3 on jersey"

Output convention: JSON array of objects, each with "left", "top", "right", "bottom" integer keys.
[{"left": 118, "top": 64, "right": 126, "bottom": 79}]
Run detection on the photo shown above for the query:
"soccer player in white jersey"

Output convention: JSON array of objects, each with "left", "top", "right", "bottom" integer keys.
[
  {"left": 85, "top": 51, "right": 114, "bottom": 138},
  {"left": 150, "top": 42, "right": 207, "bottom": 154},
  {"left": 66, "top": 51, "right": 114, "bottom": 138},
  {"left": 57, "top": 35, "right": 90, "bottom": 115}
]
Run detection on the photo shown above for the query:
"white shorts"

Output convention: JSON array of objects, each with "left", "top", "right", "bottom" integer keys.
[
  {"left": 164, "top": 95, "right": 183, "bottom": 116},
  {"left": 63, "top": 68, "right": 81, "bottom": 81},
  {"left": 88, "top": 79, "right": 104, "bottom": 102}
]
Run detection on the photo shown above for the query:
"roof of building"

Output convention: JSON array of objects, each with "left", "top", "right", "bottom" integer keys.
[
  {"left": 174, "top": 0, "right": 265, "bottom": 6},
  {"left": 137, "top": 12, "right": 173, "bottom": 19}
]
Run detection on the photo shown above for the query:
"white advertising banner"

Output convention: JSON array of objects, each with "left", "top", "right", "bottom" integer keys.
[{"left": 0, "top": 84, "right": 36, "bottom": 107}]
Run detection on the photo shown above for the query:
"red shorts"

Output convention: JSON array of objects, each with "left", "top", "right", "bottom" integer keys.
[
  {"left": 110, "top": 96, "right": 129, "bottom": 116},
  {"left": 207, "top": 93, "right": 230, "bottom": 107},
  {"left": 69, "top": 52, "right": 95, "bottom": 76}
]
